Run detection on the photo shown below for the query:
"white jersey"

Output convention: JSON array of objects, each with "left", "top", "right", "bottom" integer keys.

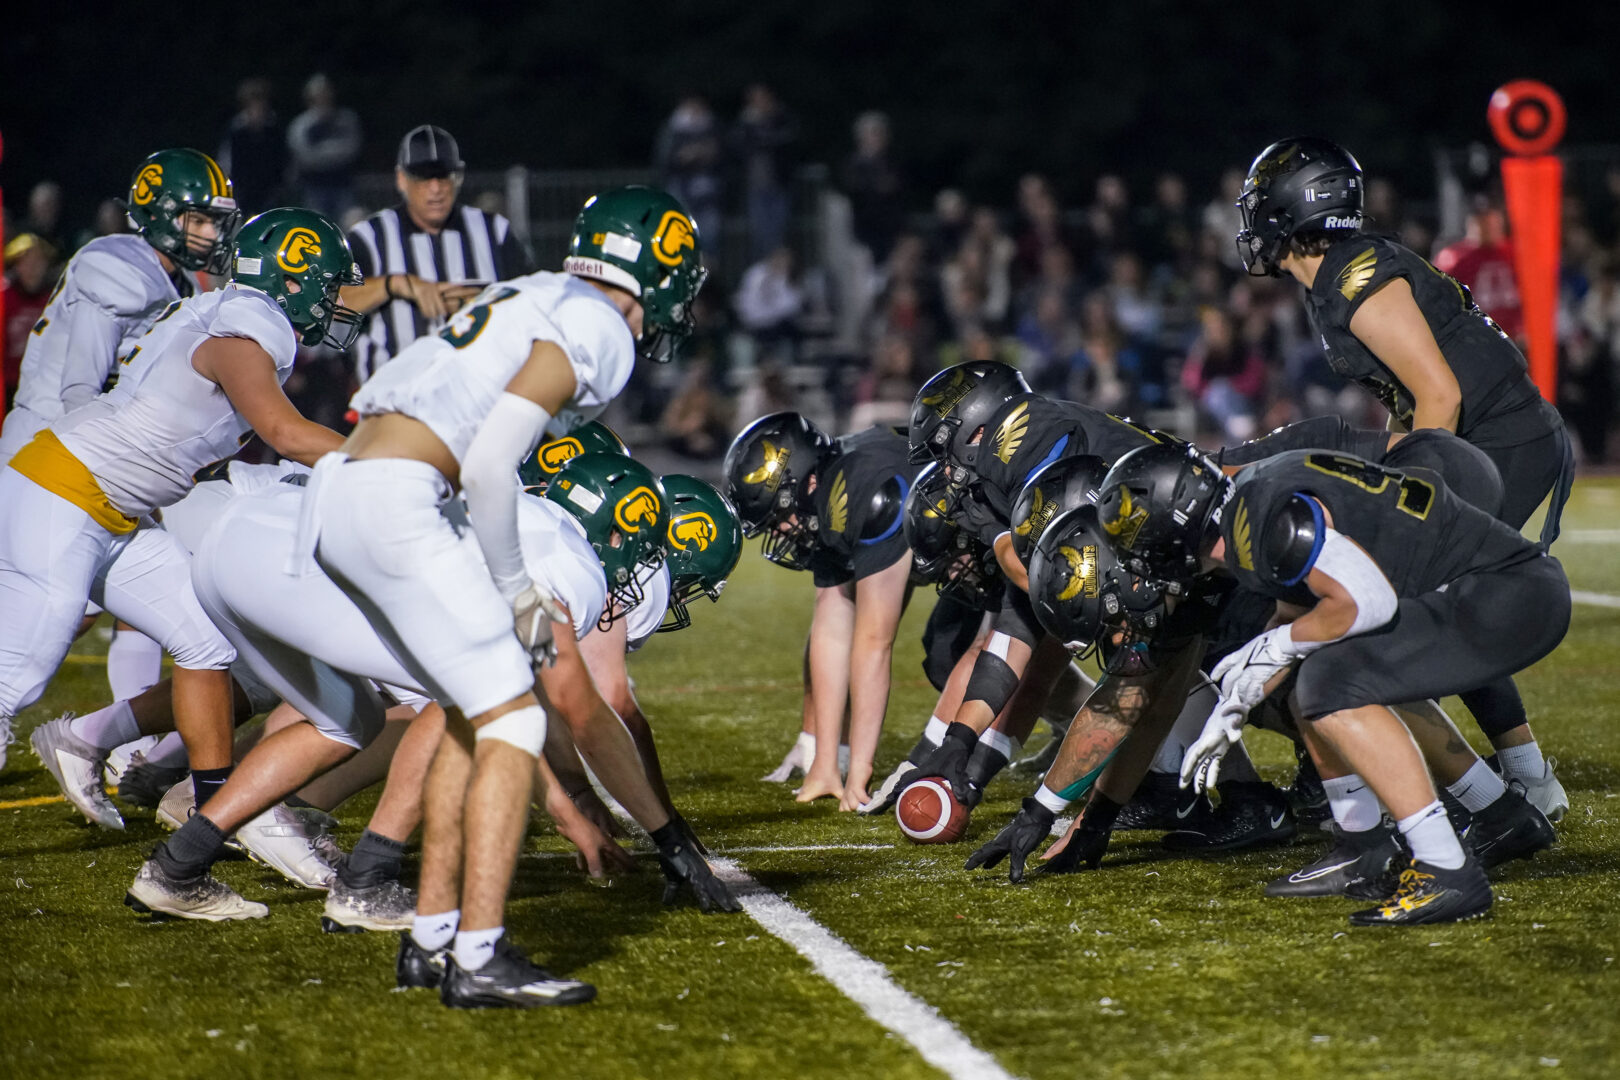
[
  {"left": 53, "top": 285, "right": 296, "bottom": 516},
  {"left": 160, "top": 460, "right": 309, "bottom": 554},
  {"left": 11, "top": 234, "right": 185, "bottom": 424},
  {"left": 348, "top": 271, "right": 635, "bottom": 458},
  {"left": 623, "top": 563, "right": 671, "bottom": 652}
]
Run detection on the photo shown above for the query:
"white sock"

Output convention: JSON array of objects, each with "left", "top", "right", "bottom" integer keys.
[
  {"left": 1496, "top": 742, "right": 1546, "bottom": 782},
  {"left": 795, "top": 730, "right": 816, "bottom": 767},
  {"left": 1447, "top": 759, "right": 1508, "bottom": 813},
  {"left": 69, "top": 700, "right": 141, "bottom": 752},
  {"left": 106, "top": 630, "right": 162, "bottom": 701},
  {"left": 1397, "top": 801, "right": 1466, "bottom": 870},
  {"left": 411, "top": 909, "right": 459, "bottom": 952},
  {"left": 454, "top": 926, "right": 505, "bottom": 972},
  {"left": 923, "top": 716, "right": 949, "bottom": 747},
  {"left": 1323, "top": 774, "right": 1384, "bottom": 833},
  {"left": 144, "top": 731, "right": 189, "bottom": 769}
]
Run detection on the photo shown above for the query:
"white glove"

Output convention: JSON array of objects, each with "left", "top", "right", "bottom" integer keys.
[
  {"left": 512, "top": 583, "right": 569, "bottom": 666},
  {"left": 1209, "top": 626, "right": 1300, "bottom": 709},
  {"left": 1179, "top": 696, "right": 1248, "bottom": 794}
]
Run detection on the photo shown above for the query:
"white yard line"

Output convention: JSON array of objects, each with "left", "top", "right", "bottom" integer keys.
[
  {"left": 709, "top": 855, "right": 1021, "bottom": 1080},
  {"left": 1571, "top": 589, "right": 1620, "bottom": 609}
]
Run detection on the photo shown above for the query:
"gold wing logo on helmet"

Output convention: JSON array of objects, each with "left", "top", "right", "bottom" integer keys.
[
  {"left": 133, "top": 164, "right": 164, "bottom": 206},
  {"left": 925, "top": 496, "right": 947, "bottom": 519},
  {"left": 920, "top": 370, "right": 973, "bottom": 418},
  {"left": 538, "top": 437, "right": 585, "bottom": 474},
  {"left": 1337, "top": 245, "right": 1378, "bottom": 300},
  {"left": 276, "top": 228, "right": 324, "bottom": 273},
  {"left": 1232, "top": 498, "right": 1254, "bottom": 571},
  {"left": 1102, "top": 488, "right": 1148, "bottom": 550},
  {"left": 828, "top": 471, "right": 849, "bottom": 535},
  {"left": 651, "top": 210, "right": 696, "bottom": 267},
  {"left": 1056, "top": 544, "right": 1099, "bottom": 602},
  {"left": 1014, "top": 487, "right": 1046, "bottom": 537},
  {"left": 992, "top": 401, "right": 1030, "bottom": 464},
  {"left": 614, "top": 486, "right": 662, "bottom": 533},
  {"left": 743, "top": 439, "right": 790, "bottom": 493},
  {"left": 669, "top": 511, "right": 717, "bottom": 552}
]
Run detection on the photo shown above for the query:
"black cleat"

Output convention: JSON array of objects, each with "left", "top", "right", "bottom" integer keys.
[
  {"left": 396, "top": 933, "right": 448, "bottom": 990},
  {"left": 1348, "top": 856, "right": 1492, "bottom": 927},
  {"left": 1284, "top": 745, "right": 1330, "bottom": 829},
  {"left": 1163, "top": 780, "right": 1295, "bottom": 853},
  {"left": 116, "top": 753, "right": 190, "bottom": 810},
  {"left": 1265, "top": 823, "right": 1401, "bottom": 898},
  {"left": 1463, "top": 787, "right": 1556, "bottom": 870},
  {"left": 1115, "top": 770, "right": 1212, "bottom": 831},
  {"left": 439, "top": 939, "right": 596, "bottom": 1009}
]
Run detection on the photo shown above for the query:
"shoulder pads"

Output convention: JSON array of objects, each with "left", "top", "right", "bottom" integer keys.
[
  {"left": 1264, "top": 494, "right": 1324, "bottom": 587},
  {"left": 860, "top": 475, "right": 906, "bottom": 541}
]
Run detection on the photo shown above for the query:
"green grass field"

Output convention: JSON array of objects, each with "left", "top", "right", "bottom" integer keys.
[{"left": 3, "top": 481, "right": 1618, "bottom": 1080}]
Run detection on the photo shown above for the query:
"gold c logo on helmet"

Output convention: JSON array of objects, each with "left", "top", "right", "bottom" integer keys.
[
  {"left": 669, "top": 511, "right": 717, "bottom": 552},
  {"left": 1056, "top": 544, "right": 1100, "bottom": 602},
  {"left": 133, "top": 164, "right": 164, "bottom": 206},
  {"left": 743, "top": 439, "right": 790, "bottom": 493},
  {"left": 276, "top": 227, "right": 324, "bottom": 273},
  {"left": 538, "top": 437, "right": 584, "bottom": 474},
  {"left": 614, "top": 487, "right": 661, "bottom": 533},
  {"left": 651, "top": 210, "right": 696, "bottom": 267}
]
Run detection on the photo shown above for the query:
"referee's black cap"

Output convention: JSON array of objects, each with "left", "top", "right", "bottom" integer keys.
[{"left": 398, "top": 125, "right": 464, "bottom": 178}]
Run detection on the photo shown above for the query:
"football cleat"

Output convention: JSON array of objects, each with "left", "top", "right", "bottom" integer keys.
[
  {"left": 156, "top": 778, "right": 193, "bottom": 831},
  {"left": 104, "top": 735, "right": 161, "bottom": 786},
  {"left": 31, "top": 714, "right": 124, "bottom": 829},
  {"left": 125, "top": 858, "right": 268, "bottom": 921},
  {"left": 116, "top": 752, "right": 189, "bottom": 809},
  {"left": 1463, "top": 786, "right": 1556, "bottom": 870},
  {"left": 1347, "top": 856, "right": 1492, "bottom": 927},
  {"left": 236, "top": 804, "right": 340, "bottom": 889},
  {"left": 861, "top": 758, "right": 921, "bottom": 815},
  {"left": 324, "top": 877, "right": 416, "bottom": 934},
  {"left": 1284, "top": 745, "right": 1331, "bottom": 829},
  {"left": 1115, "top": 770, "right": 1213, "bottom": 831},
  {"left": 1509, "top": 757, "right": 1568, "bottom": 824},
  {"left": 439, "top": 939, "right": 596, "bottom": 1009},
  {"left": 1265, "top": 823, "right": 1401, "bottom": 898},
  {"left": 1162, "top": 780, "right": 1294, "bottom": 852},
  {"left": 396, "top": 933, "right": 448, "bottom": 989}
]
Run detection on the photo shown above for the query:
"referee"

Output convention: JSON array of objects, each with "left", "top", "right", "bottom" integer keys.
[{"left": 341, "top": 124, "right": 535, "bottom": 381}]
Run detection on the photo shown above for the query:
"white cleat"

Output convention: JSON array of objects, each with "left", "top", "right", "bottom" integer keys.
[
  {"left": 31, "top": 714, "right": 124, "bottom": 829},
  {"left": 1514, "top": 758, "right": 1569, "bottom": 824},
  {"left": 125, "top": 859, "right": 268, "bottom": 921},
  {"left": 156, "top": 778, "right": 194, "bottom": 831},
  {"left": 236, "top": 804, "right": 340, "bottom": 889},
  {"left": 104, "top": 735, "right": 162, "bottom": 786},
  {"left": 322, "top": 876, "right": 416, "bottom": 933}
]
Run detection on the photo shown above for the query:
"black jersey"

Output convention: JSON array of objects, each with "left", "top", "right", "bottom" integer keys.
[
  {"left": 963, "top": 395, "right": 1159, "bottom": 543},
  {"left": 1306, "top": 236, "right": 1551, "bottom": 447},
  {"left": 1223, "top": 449, "right": 1538, "bottom": 602},
  {"left": 809, "top": 427, "right": 919, "bottom": 588}
]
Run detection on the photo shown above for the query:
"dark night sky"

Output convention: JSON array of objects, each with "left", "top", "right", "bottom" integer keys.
[{"left": 1, "top": 2, "right": 1609, "bottom": 225}]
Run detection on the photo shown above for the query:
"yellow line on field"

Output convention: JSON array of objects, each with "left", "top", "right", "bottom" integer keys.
[{"left": 0, "top": 794, "right": 67, "bottom": 810}]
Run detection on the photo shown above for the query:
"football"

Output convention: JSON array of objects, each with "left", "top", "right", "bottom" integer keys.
[{"left": 896, "top": 776, "right": 970, "bottom": 843}]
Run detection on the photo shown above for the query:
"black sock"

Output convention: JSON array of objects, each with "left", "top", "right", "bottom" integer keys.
[
  {"left": 338, "top": 829, "right": 407, "bottom": 888},
  {"left": 282, "top": 794, "right": 316, "bottom": 810},
  {"left": 191, "top": 767, "right": 232, "bottom": 810},
  {"left": 154, "top": 814, "right": 228, "bottom": 879},
  {"left": 905, "top": 733, "right": 935, "bottom": 766},
  {"left": 964, "top": 742, "right": 1011, "bottom": 791}
]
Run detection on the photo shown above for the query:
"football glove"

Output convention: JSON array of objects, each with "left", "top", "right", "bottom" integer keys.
[
  {"left": 1038, "top": 819, "right": 1110, "bottom": 875},
  {"left": 512, "top": 583, "right": 569, "bottom": 667},
  {"left": 963, "top": 797, "right": 1055, "bottom": 883},
  {"left": 859, "top": 758, "right": 921, "bottom": 815},
  {"left": 1180, "top": 696, "right": 1249, "bottom": 794},
  {"left": 1209, "top": 627, "right": 1300, "bottom": 709},
  {"left": 653, "top": 822, "right": 741, "bottom": 913},
  {"left": 909, "top": 722, "right": 979, "bottom": 805}
]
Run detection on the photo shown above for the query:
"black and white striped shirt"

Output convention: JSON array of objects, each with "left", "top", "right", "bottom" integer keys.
[{"left": 347, "top": 203, "right": 535, "bottom": 381}]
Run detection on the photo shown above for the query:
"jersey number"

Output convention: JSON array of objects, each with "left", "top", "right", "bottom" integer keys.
[
  {"left": 1303, "top": 453, "right": 1434, "bottom": 520},
  {"left": 440, "top": 287, "right": 519, "bottom": 349}
]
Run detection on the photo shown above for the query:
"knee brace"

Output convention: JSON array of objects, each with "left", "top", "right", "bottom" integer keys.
[
  {"left": 474, "top": 703, "right": 547, "bottom": 758},
  {"left": 964, "top": 651, "right": 1021, "bottom": 714}
]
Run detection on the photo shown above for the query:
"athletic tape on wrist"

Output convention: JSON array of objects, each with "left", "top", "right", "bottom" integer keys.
[
  {"left": 473, "top": 703, "right": 548, "bottom": 757},
  {"left": 1034, "top": 784, "right": 1071, "bottom": 815}
]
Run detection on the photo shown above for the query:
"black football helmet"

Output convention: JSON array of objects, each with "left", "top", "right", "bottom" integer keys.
[
  {"left": 722, "top": 411, "right": 833, "bottom": 571},
  {"left": 904, "top": 463, "right": 1000, "bottom": 607},
  {"left": 908, "top": 361, "right": 1030, "bottom": 470},
  {"left": 1095, "top": 442, "right": 1231, "bottom": 589},
  {"left": 1028, "top": 506, "right": 1170, "bottom": 674},
  {"left": 1009, "top": 453, "right": 1109, "bottom": 565},
  {"left": 1236, "top": 137, "right": 1364, "bottom": 277}
]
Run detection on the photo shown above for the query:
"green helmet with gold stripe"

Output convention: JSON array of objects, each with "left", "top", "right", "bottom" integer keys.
[
  {"left": 126, "top": 148, "right": 241, "bottom": 274},
  {"left": 519, "top": 420, "right": 629, "bottom": 495},
  {"left": 658, "top": 474, "right": 742, "bottom": 633},
  {"left": 544, "top": 452, "right": 670, "bottom": 623}
]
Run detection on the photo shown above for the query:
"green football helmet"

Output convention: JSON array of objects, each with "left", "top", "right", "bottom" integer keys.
[
  {"left": 658, "top": 475, "right": 743, "bottom": 633},
  {"left": 231, "top": 208, "right": 365, "bottom": 349},
  {"left": 563, "top": 185, "right": 707, "bottom": 364},
  {"left": 544, "top": 452, "right": 670, "bottom": 625},
  {"left": 519, "top": 420, "right": 629, "bottom": 495},
  {"left": 126, "top": 148, "right": 241, "bottom": 274}
]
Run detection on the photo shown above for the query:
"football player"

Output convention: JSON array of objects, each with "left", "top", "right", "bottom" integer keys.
[
  {"left": 724, "top": 411, "right": 919, "bottom": 810},
  {"left": 6, "top": 208, "right": 354, "bottom": 808},
  {"left": 287, "top": 187, "right": 709, "bottom": 1007},
  {"left": 1235, "top": 137, "right": 1572, "bottom": 812}
]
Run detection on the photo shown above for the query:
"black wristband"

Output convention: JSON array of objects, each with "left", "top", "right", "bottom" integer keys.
[{"left": 650, "top": 821, "right": 682, "bottom": 849}]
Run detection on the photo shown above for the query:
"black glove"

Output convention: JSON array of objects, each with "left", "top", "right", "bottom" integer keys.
[
  {"left": 1039, "top": 792, "right": 1121, "bottom": 875},
  {"left": 652, "top": 821, "right": 740, "bottom": 913},
  {"left": 952, "top": 491, "right": 1006, "bottom": 549},
  {"left": 963, "top": 797, "right": 1056, "bottom": 883},
  {"left": 912, "top": 723, "right": 979, "bottom": 803},
  {"left": 670, "top": 810, "right": 709, "bottom": 857}
]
